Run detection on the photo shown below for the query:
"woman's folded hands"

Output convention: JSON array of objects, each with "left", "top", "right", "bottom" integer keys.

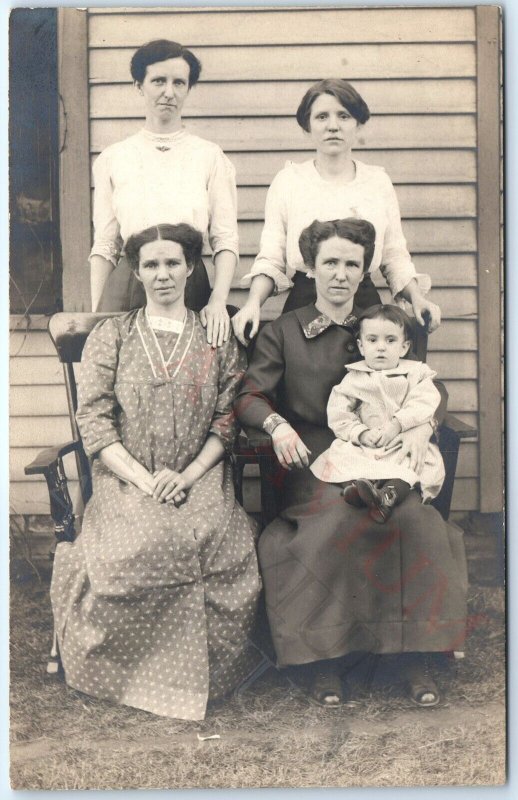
[{"left": 150, "top": 467, "right": 193, "bottom": 505}]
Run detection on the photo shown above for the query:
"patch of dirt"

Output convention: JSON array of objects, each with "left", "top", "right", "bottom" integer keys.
[{"left": 11, "top": 699, "right": 505, "bottom": 766}]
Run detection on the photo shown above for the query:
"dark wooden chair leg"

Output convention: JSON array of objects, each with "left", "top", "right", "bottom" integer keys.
[
  {"left": 45, "top": 458, "right": 76, "bottom": 549},
  {"left": 432, "top": 426, "right": 461, "bottom": 521},
  {"left": 258, "top": 455, "right": 285, "bottom": 527},
  {"left": 232, "top": 455, "right": 246, "bottom": 506}
]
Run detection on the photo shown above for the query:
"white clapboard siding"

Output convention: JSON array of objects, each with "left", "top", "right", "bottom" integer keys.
[
  {"left": 88, "top": 7, "right": 476, "bottom": 45},
  {"left": 10, "top": 415, "right": 74, "bottom": 448},
  {"left": 90, "top": 79, "right": 477, "bottom": 117},
  {"left": 10, "top": 6, "right": 482, "bottom": 515},
  {"left": 91, "top": 115, "right": 476, "bottom": 153},
  {"left": 89, "top": 44, "right": 476, "bottom": 83}
]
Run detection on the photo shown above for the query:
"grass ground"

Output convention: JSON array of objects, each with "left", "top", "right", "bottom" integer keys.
[{"left": 10, "top": 564, "right": 506, "bottom": 790}]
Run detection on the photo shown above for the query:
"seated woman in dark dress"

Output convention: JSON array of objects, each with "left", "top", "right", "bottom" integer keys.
[{"left": 235, "top": 218, "right": 467, "bottom": 708}]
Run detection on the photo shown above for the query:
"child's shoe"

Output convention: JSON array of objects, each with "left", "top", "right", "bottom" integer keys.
[
  {"left": 341, "top": 482, "right": 365, "bottom": 508},
  {"left": 356, "top": 479, "right": 398, "bottom": 523}
]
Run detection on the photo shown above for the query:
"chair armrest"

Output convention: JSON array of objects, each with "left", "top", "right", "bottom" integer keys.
[
  {"left": 441, "top": 413, "right": 478, "bottom": 440},
  {"left": 24, "top": 440, "right": 81, "bottom": 476},
  {"left": 235, "top": 427, "right": 274, "bottom": 455}
]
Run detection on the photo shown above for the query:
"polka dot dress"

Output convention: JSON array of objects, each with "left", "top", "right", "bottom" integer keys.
[{"left": 50, "top": 309, "right": 261, "bottom": 720}]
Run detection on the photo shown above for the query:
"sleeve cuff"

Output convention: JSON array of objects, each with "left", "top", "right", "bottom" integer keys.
[
  {"left": 211, "top": 242, "right": 239, "bottom": 263},
  {"left": 208, "top": 422, "right": 235, "bottom": 453},
  {"left": 240, "top": 263, "right": 293, "bottom": 296},
  {"left": 350, "top": 423, "right": 369, "bottom": 445},
  {"left": 262, "top": 413, "right": 288, "bottom": 435},
  {"left": 393, "top": 271, "right": 432, "bottom": 301},
  {"left": 89, "top": 244, "right": 120, "bottom": 268},
  {"left": 83, "top": 431, "right": 121, "bottom": 458}
]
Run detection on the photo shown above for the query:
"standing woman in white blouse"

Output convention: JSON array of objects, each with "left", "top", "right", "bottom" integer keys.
[
  {"left": 91, "top": 40, "right": 238, "bottom": 346},
  {"left": 232, "top": 78, "right": 441, "bottom": 344}
]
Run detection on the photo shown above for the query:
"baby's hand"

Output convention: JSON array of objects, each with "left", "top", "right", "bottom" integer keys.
[
  {"left": 359, "top": 428, "right": 383, "bottom": 447},
  {"left": 376, "top": 419, "right": 402, "bottom": 448}
]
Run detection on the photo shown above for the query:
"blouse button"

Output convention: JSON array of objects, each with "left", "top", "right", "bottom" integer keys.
[{"left": 346, "top": 343, "right": 356, "bottom": 353}]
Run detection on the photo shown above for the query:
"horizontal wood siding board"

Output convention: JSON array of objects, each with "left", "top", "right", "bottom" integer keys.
[
  {"left": 10, "top": 357, "right": 64, "bottom": 386},
  {"left": 90, "top": 115, "right": 476, "bottom": 153},
  {"left": 236, "top": 185, "right": 476, "bottom": 220},
  {"left": 88, "top": 8, "right": 476, "bottom": 46},
  {"left": 91, "top": 150, "right": 477, "bottom": 186},
  {"left": 10, "top": 330, "right": 54, "bottom": 357},
  {"left": 451, "top": 478, "right": 479, "bottom": 511},
  {"left": 89, "top": 44, "right": 476, "bottom": 83},
  {"left": 10, "top": 416, "right": 75, "bottom": 447},
  {"left": 229, "top": 254, "right": 477, "bottom": 289},
  {"left": 376, "top": 288, "right": 476, "bottom": 318},
  {"left": 426, "top": 352, "right": 477, "bottom": 380},
  {"left": 10, "top": 385, "right": 70, "bottom": 416},
  {"left": 235, "top": 220, "right": 477, "bottom": 255},
  {"left": 10, "top": 314, "right": 52, "bottom": 332},
  {"left": 90, "top": 79, "right": 477, "bottom": 117}
]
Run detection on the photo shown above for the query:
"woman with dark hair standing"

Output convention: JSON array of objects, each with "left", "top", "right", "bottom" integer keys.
[
  {"left": 233, "top": 78, "right": 441, "bottom": 344},
  {"left": 90, "top": 40, "right": 238, "bottom": 347}
]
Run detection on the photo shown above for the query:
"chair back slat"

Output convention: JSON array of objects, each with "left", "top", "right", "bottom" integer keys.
[
  {"left": 48, "top": 312, "right": 122, "bottom": 363},
  {"left": 409, "top": 319, "right": 429, "bottom": 362}
]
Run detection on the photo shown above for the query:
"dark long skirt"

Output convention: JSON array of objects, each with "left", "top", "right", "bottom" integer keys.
[
  {"left": 258, "top": 424, "right": 468, "bottom": 667},
  {"left": 96, "top": 255, "right": 211, "bottom": 313},
  {"left": 283, "top": 270, "right": 381, "bottom": 314}
]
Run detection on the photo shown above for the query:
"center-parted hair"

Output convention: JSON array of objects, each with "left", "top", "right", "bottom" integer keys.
[
  {"left": 125, "top": 223, "right": 203, "bottom": 271},
  {"left": 298, "top": 218, "right": 376, "bottom": 272},
  {"left": 357, "top": 304, "right": 413, "bottom": 341},
  {"left": 130, "top": 39, "right": 202, "bottom": 87},
  {"left": 296, "top": 78, "right": 370, "bottom": 132}
]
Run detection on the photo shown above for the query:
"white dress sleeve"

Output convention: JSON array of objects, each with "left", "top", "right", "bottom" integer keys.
[
  {"left": 89, "top": 149, "right": 123, "bottom": 266},
  {"left": 393, "top": 363, "right": 441, "bottom": 431},
  {"left": 327, "top": 377, "right": 369, "bottom": 445},
  {"left": 207, "top": 148, "right": 239, "bottom": 261},
  {"left": 378, "top": 171, "right": 431, "bottom": 298},
  {"left": 240, "top": 169, "right": 293, "bottom": 294}
]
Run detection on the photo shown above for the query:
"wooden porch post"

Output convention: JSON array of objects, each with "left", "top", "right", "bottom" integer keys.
[
  {"left": 476, "top": 5, "right": 503, "bottom": 513},
  {"left": 57, "top": 8, "right": 92, "bottom": 311}
]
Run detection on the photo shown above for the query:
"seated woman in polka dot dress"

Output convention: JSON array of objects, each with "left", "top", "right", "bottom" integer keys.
[{"left": 50, "top": 223, "right": 261, "bottom": 721}]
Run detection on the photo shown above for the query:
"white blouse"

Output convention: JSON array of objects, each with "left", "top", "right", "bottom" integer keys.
[
  {"left": 89, "top": 128, "right": 239, "bottom": 266},
  {"left": 241, "top": 159, "right": 429, "bottom": 298}
]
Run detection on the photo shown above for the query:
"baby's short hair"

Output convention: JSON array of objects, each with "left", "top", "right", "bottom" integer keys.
[{"left": 357, "top": 304, "right": 413, "bottom": 341}]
